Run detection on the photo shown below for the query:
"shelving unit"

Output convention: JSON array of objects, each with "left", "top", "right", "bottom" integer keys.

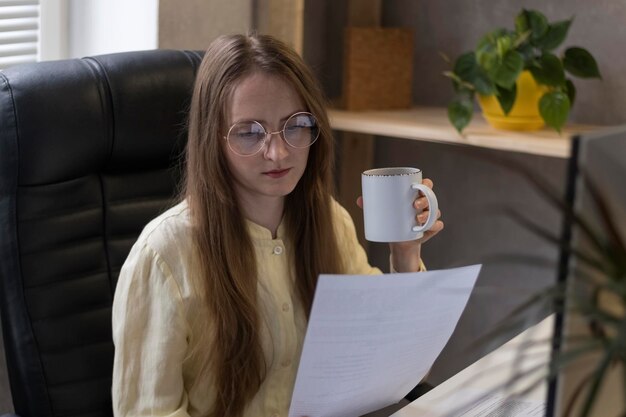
[{"left": 328, "top": 106, "right": 599, "bottom": 159}]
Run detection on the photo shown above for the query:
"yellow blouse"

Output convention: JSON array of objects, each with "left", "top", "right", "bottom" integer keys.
[{"left": 112, "top": 199, "right": 382, "bottom": 417}]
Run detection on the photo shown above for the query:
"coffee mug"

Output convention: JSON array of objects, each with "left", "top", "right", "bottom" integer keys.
[{"left": 361, "top": 167, "right": 438, "bottom": 242}]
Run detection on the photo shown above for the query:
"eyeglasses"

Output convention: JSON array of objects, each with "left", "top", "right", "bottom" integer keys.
[{"left": 224, "top": 111, "right": 320, "bottom": 156}]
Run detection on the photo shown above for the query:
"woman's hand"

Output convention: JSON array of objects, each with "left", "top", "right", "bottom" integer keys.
[{"left": 357, "top": 178, "right": 444, "bottom": 272}]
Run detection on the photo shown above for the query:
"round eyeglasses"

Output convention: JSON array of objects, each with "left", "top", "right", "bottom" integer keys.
[{"left": 224, "top": 111, "right": 320, "bottom": 156}]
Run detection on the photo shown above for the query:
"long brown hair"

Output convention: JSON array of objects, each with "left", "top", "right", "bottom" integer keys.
[{"left": 183, "top": 33, "right": 345, "bottom": 417}]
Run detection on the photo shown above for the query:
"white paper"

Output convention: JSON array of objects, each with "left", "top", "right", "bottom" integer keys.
[{"left": 288, "top": 264, "right": 481, "bottom": 417}]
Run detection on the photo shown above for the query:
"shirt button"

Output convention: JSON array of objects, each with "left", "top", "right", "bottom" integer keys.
[
  {"left": 273, "top": 245, "right": 283, "bottom": 255},
  {"left": 282, "top": 303, "right": 290, "bottom": 312},
  {"left": 281, "top": 358, "right": 292, "bottom": 368}
]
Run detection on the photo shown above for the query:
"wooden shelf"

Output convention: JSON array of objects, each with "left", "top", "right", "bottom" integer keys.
[{"left": 328, "top": 106, "right": 599, "bottom": 159}]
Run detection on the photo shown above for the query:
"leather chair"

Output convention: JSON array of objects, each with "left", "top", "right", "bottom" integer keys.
[{"left": 0, "top": 49, "right": 202, "bottom": 417}]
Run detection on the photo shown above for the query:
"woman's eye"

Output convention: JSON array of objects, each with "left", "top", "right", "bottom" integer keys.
[
  {"left": 286, "top": 124, "right": 311, "bottom": 131},
  {"left": 230, "top": 121, "right": 265, "bottom": 140},
  {"left": 236, "top": 131, "right": 260, "bottom": 138}
]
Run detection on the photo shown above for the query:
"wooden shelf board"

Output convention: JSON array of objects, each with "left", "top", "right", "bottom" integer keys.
[{"left": 328, "top": 107, "right": 599, "bottom": 159}]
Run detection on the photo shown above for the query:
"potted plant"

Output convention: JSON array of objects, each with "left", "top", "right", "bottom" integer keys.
[{"left": 444, "top": 9, "right": 601, "bottom": 133}]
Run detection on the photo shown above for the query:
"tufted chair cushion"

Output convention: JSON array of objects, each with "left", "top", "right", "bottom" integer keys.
[{"left": 0, "top": 49, "right": 202, "bottom": 417}]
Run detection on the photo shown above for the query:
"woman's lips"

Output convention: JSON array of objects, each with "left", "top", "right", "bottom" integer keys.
[{"left": 263, "top": 168, "right": 291, "bottom": 178}]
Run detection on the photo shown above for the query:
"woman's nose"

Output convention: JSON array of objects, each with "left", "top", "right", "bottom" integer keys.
[{"left": 263, "top": 131, "right": 289, "bottom": 160}]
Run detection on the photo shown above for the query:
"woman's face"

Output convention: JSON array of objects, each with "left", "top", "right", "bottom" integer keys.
[{"left": 224, "top": 72, "right": 311, "bottom": 209}]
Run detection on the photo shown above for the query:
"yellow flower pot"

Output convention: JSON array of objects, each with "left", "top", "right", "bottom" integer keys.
[{"left": 478, "top": 71, "right": 549, "bottom": 131}]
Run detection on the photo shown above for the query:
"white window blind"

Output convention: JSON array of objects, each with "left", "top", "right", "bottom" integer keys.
[{"left": 0, "top": 0, "right": 39, "bottom": 69}]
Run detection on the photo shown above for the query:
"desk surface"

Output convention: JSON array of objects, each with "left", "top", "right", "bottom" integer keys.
[{"left": 392, "top": 315, "right": 554, "bottom": 416}]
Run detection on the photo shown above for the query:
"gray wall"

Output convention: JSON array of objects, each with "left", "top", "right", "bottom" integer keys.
[{"left": 304, "top": 0, "right": 626, "bottom": 388}]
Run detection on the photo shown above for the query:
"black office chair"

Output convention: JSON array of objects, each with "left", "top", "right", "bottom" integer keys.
[{"left": 0, "top": 49, "right": 201, "bottom": 417}]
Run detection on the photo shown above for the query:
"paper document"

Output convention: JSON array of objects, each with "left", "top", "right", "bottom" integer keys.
[{"left": 288, "top": 264, "right": 481, "bottom": 417}]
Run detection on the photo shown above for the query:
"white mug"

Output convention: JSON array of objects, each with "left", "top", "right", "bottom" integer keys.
[{"left": 361, "top": 167, "right": 438, "bottom": 242}]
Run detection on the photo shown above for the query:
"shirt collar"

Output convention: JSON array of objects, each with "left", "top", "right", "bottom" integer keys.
[{"left": 245, "top": 217, "right": 287, "bottom": 241}]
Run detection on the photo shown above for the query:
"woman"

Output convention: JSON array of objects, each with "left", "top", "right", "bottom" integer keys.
[{"left": 112, "top": 33, "right": 443, "bottom": 417}]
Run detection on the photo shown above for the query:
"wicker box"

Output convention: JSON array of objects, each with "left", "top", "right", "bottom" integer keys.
[{"left": 343, "top": 27, "right": 414, "bottom": 111}]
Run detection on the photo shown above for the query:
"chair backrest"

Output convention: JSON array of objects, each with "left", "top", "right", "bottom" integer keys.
[{"left": 0, "top": 49, "right": 202, "bottom": 417}]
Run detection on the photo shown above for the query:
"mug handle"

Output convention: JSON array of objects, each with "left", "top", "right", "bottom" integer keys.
[{"left": 410, "top": 183, "right": 438, "bottom": 233}]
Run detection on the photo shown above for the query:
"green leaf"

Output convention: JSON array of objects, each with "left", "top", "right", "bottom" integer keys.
[
  {"left": 528, "top": 10, "right": 549, "bottom": 41},
  {"left": 490, "top": 50, "right": 524, "bottom": 89},
  {"left": 473, "top": 68, "right": 497, "bottom": 95},
  {"left": 448, "top": 96, "right": 474, "bottom": 133},
  {"left": 453, "top": 52, "right": 478, "bottom": 82},
  {"left": 535, "top": 19, "right": 572, "bottom": 51},
  {"left": 539, "top": 91, "right": 571, "bottom": 132},
  {"left": 496, "top": 36, "right": 513, "bottom": 57},
  {"left": 528, "top": 65, "right": 545, "bottom": 85},
  {"left": 476, "top": 28, "right": 508, "bottom": 73},
  {"left": 565, "top": 78, "right": 577, "bottom": 106},
  {"left": 517, "top": 43, "right": 535, "bottom": 62},
  {"left": 515, "top": 10, "right": 530, "bottom": 34},
  {"left": 563, "top": 47, "right": 602, "bottom": 78},
  {"left": 516, "top": 9, "right": 549, "bottom": 42},
  {"left": 496, "top": 84, "right": 517, "bottom": 115},
  {"left": 477, "top": 48, "right": 498, "bottom": 75},
  {"left": 453, "top": 52, "right": 496, "bottom": 95},
  {"left": 528, "top": 53, "right": 565, "bottom": 87},
  {"left": 512, "top": 30, "right": 531, "bottom": 49}
]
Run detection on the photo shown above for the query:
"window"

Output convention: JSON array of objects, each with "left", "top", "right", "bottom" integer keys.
[{"left": 0, "top": 0, "right": 39, "bottom": 69}]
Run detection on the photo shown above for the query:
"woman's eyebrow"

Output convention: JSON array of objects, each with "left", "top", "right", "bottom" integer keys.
[{"left": 232, "top": 111, "right": 306, "bottom": 125}]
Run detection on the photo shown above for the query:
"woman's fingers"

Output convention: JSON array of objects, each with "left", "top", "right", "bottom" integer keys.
[
  {"left": 417, "top": 209, "right": 442, "bottom": 225},
  {"left": 422, "top": 177, "right": 434, "bottom": 189}
]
